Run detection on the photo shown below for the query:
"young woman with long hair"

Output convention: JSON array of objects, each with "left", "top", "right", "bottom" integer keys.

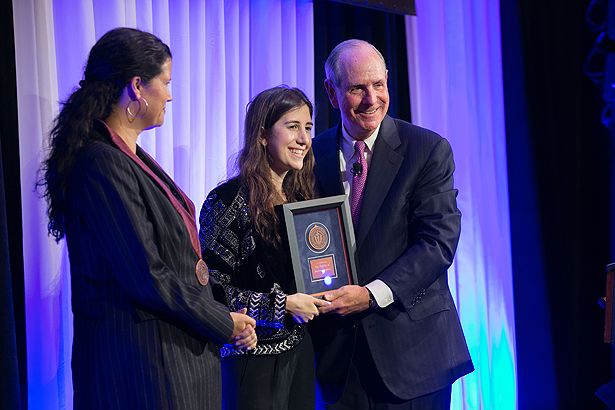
[{"left": 199, "top": 85, "right": 329, "bottom": 410}]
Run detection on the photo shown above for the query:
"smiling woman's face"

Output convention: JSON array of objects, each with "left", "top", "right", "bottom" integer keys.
[{"left": 264, "top": 104, "right": 313, "bottom": 176}]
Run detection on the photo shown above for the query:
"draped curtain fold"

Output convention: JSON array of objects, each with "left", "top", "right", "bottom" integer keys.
[
  {"left": 12, "top": 1, "right": 313, "bottom": 407},
  {"left": 406, "top": 2, "right": 517, "bottom": 409}
]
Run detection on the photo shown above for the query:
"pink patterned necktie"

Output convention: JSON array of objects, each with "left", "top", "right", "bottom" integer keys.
[{"left": 350, "top": 140, "right": 368, "bottom": 228}]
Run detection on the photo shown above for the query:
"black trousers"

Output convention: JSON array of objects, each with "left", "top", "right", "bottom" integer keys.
[
  {"left": 320, "top": 327, "right": 452, "bottom": 410},
  {"left": 221, "top": 332, "right": 315, "bottom": 410}
]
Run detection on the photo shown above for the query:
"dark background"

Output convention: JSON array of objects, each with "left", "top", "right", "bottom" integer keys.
[
  {"left": 1, "top": 0, "right": 26, "bottom": 408},
  {"left": 501, "top": 0, "right": 613, "bottom": 408},
  {"left": 2, "top": 0, "right": 614, "bottom": 408}
]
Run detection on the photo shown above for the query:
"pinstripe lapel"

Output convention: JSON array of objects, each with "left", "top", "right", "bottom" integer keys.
[
  {"left": 357, "top": 116, "right": 403, "bottom": 249},
  {"left": 99, "top": 121, "right": 202, "bottom": 259}
]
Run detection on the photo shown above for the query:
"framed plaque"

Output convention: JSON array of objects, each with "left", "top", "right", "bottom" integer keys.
[{"left": 283, "top": 195, "right": 358, "bottom": 297}]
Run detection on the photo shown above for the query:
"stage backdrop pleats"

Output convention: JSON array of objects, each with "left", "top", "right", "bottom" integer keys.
[{"left": 407, "top": 1, "right": 517, "bottom": 409}]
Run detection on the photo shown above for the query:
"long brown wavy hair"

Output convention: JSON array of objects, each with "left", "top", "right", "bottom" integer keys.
[{"left": 238, "top": 86, "right": 315, "bottom": 246}]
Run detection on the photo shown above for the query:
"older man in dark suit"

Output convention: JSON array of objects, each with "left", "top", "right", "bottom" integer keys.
[{"left": 312, "top": 39, "right": 474, "bottom": 410}]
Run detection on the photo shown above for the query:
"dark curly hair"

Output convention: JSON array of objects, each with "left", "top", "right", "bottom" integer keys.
[
  {"left": 39, "top": 27, "right": 171, "bottom": 241},
  {"left": 238, "top": 86, "right": 315, "bottom": 246}
]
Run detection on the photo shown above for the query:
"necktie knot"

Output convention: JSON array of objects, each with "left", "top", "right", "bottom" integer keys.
[{"left": 355, "top": 140, "right": 366, "bottom": 155}]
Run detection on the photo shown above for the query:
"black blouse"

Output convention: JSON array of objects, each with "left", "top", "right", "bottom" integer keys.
[{"left": 199, "top": 178, "right": 304, "bottom": 357}]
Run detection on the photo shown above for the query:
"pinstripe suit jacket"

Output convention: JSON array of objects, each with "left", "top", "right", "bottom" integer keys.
[
  {"left": 65, "top": 124, "right": 234, "bottom": 410},
  {"left": 311, "top": 116, "right": 474, "bottom": 403}
]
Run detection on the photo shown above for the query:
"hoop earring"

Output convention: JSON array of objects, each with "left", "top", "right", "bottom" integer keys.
[
  {"left": 140, "top": 97, "right": 149, "bottom": 118},
  {"left": 125, "top": 97, "right": 149, "bottom": 123}
]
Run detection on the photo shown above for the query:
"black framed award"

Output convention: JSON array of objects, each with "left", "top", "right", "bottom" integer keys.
[{"left": 283, "top": 195, "right": 358, "bottom": 297}]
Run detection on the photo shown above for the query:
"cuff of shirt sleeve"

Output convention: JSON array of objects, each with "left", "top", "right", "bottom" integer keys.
[{"left": 365, "top": 279, "right": 394, "bottom": 308}]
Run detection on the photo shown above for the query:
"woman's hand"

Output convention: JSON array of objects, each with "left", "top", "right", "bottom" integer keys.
[
  {"left": 286, "top": 293, "right": 331, "bottom": 324},
  {"left": 230, "top": 308, "right": 257, "bottom": 350}
]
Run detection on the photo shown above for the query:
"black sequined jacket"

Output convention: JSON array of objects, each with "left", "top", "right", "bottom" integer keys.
[{"left": 199, "top": 178, "right": 304, "bottom": 357}]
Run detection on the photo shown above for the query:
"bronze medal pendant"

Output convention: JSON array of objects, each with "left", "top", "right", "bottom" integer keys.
[
  {"left": 195, "top": 259, "right": 209, "bottom": 286},
  {"left": 306, "top": 222, "right": 330, "bottom": 253}
]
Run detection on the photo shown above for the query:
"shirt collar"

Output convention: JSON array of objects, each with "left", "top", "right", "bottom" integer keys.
[{"left": 340, "top": 123, "right": 381, "bottom": 161}]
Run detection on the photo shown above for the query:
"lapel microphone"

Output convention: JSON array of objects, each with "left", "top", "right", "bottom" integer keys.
[{"left": 351, "top": 162, "right": 363, "bottom": 176}]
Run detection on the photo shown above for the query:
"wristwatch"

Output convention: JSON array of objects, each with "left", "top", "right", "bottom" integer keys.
[{"left": 367, "top": 289, "right": 378, "bottom": 310}]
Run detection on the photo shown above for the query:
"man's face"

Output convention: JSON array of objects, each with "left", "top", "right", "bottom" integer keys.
[{"left": 325, "top": 45, "right": 389, "bottom": 140}]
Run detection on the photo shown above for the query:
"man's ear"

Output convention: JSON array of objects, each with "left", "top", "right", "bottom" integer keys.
[
  {"left": 127, "top": 76, "right": 142, "bottom": 100},
  {"left": 324, "top": 79, "right": 340, "bottom": 109}
]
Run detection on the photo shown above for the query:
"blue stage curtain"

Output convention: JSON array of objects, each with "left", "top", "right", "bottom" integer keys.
[{"left": 406, "top": 1, "right": 516, "bottom": 408}]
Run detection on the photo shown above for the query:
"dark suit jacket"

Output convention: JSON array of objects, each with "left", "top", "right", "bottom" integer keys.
[
  {"left": 65, "top": 124, "right": 234, "bottom": 409},
  {"left": 311, "top": 116, "right": 474, "bottom": 403}
]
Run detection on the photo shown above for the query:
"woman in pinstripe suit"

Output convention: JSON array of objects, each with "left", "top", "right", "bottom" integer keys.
[
  {"left": 199, "top": 86, "right": 330, "bottom": 410},
  {"left": 39, "top": 27, "right": 257, "bottom": 409}
]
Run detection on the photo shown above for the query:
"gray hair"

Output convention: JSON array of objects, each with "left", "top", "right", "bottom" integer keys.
[{"left": 324, "top": 39, "right": 387, "bottom": 87}]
